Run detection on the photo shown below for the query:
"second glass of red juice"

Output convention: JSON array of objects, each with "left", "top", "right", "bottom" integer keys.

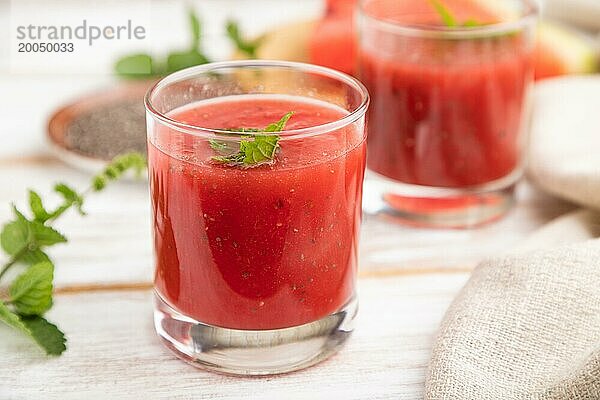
[
  {"left": 145, "top": 61, "right": 369, "bottom": 375},
  {"left": 358, "top": 0, "right": 537, "bottom": 227}
]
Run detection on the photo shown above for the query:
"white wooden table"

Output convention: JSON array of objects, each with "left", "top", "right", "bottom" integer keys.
[
  {"left": 0, "top": 121, "right": 573, "bottom": 400},
  {"left": 0, "top": 1, "right": 577, "bottom": 398}
]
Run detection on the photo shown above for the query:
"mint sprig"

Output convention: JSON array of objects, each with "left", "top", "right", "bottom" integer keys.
[
  {"left": 10, "top": 261, "right": 54, "bottom": 316},
  {"left": 429, "top": 0, "right": 481, "bottom": 28},
  {"left": 0, "top": 152, "right": 146, "bottom": 356},
  {"left": 264, "top": 112, "right": 294, "bottom": 132},
  {"left": 211, "top": 112, "right": 293, "bottom": 167},
  {"left": 0, "top": 301, "right": 65, "bottom": 355},
  {"left": 226, "top": 20, "right": 263, "bottom": 59},
  {"left": 114, "top": 9, "right": 210, "bottom": 79}
]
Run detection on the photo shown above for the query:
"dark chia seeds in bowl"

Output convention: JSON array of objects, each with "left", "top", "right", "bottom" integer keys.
[
  {"left": 64, "top": 98, "right": 147, "bottom": 160},
  {"left": 47, "top": 81, "right": 152, "bottom": 171}
]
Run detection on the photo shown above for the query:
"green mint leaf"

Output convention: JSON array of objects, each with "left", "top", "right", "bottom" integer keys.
[
  {"left": 0, "top": 222, "right": 49, "bottom": 266},
  {"left": 92, "top": 178, "right": 105, "bottom": 192},
  {"left": 0, "top": 304, "right": 66, "bottom": 356},
  {"left": 0, "top": 207, "right": 53, "bottom": 266},
  {"left": 264, "top": 112, "right": 294, "bottom": 132},
  {"left": 31, "top": 222, "right": 67, "bottom": 247},
  {"left": 429, "top": 0, "right": 457, "bottom": 27},
  {"left": 0, "top": 301, "right": 29, "bottom": 333},
  {"left": 428, "top": 0, "right": 482, "bottom": 28},
  {"left": 166, "top": 50, "right": 209, "bottom": 74},
  {"left": 1, "top": 220, "right": 30, "bottom": 256},
  {"left": 29, "top": 190, "right": 51, "bottom": 222},
  {"left": 21, "top": 249, "right": 50, "bottom": 265},
  {"left": 209, "top": 139, "right": 235, "bottom": 154},
  {"left": 211, "top": 112, "right": 292, "bottom": 167},
  {"left": 226, "top": 20, "right": 262, "bottom": 58},
  {"left": 462, "top": 19, "right": 481, "bottom": 27},
  {"left": 9, "top": 261, "right": 54, "bottom": 316},
  {"left": 1, "top": 212, "right": 65, "bottom": 251},
  {"left": 213, "top": 134, "right": 280, "bottom": 166},
  {"left": 54, "top": 183, "right": 85, "bottom": 216},
  {"left": 92, "top": 152, "right": 147, "bottom": 192},
  {"left": 21, "top": 316, "right": 66, "bottom": 356},
  {"left": 241, "top": 135, "right": 280, "bottom": 165},
  {"left": 1, "top": 211, "right": 32, "bottom": 256},
  {"left": 114, "top": 54, "right": 154, "bottom": 79},
  {"left": 212, "top": 153, "right": 246, "bottom": 165},
  {"left": 189, "top": 8, "right": 201, "bottom": 50},
  {"left": 13, "top": 206, "right": 29, "bottom": 224}
]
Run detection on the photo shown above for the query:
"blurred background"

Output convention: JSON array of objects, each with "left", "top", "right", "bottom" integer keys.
[{"left": 0, "top": 0, "right": 599, "bottom": 159}]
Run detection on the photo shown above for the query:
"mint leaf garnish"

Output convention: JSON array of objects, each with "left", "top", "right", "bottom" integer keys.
[
  {"left": 31, "top": 223, "right": 67, "bottom": 247},
  {"left": 462, "top": 19, "right": 481, "bottom": 27},
  {"left": 430, "top": 0, "right": 457, "bottom": 27},
  {"left": 1, "top": 215, "right": 32, "bottom": 257},
  {"left": 209, "top": 139, "right": 234, "bottom": 154},
  {"left": 189, "top": 8, "right": 201, "bottom": 50},
  {"left": 166, "top": 50, "right": 209, "bottom": 74},
  {"left": 92, "top": 152, "right": 146, "bottom": 191},
  {"left": 226, "top": 20, "right": 263, "bottom": 59},
  {"left": 2, "top": 207, "right": 55, "bottom": 266},
  {"left": 1, "top": 207, "right": 65, "bottom": 266},
  {"left": 114, "top": 9, "right": 210, "bottom": 79},
  {"left": 212, "top": 135, "right": 280, "bottom": 166},
  {"left": 21, "top": 249, "right": 50, "bottom": 265},
  {"left": 0, "top": 301, "right": 29, "bottom": 333},
  {"left": 212, "top": 112, "right": 293, "bottom": 167},
  {"left": 212, "top": 153, "right": 245, "bottom": 165},
  {"left": 54, "top": 183, "right": 85, "bottom": 216},
  {"left": 29, "top": 190, "right": 51, "bottom": 222},
  {"left": 21, "top": 316, "right": 66, "bottom": 356},
  {"left": 245, "top": 135, "right": 281, "bottom": 164},
  {"left": 264, "top": 111, "right": 294, "bottom": 132},
  {"left": 10, "top": 261, "right": 54, "bottom": 316},
  {"left": 114, "top": 54, "right": 154, "bottom": 79},
  {"left": 429, "top": 0, "right": 481, "bottom": 28},
  {"left": 0, "top": 152, "right": 147, "bottom": 357},
  {"left": 0, "top": 302, "right": 66, "bottom": 356}
]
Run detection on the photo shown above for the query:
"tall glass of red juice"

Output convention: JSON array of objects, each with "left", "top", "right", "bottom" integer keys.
[
  {"left": 358, "top": 0, "right": 537, "bottom": 227},
  {"left": 145, "top": 61, "right": 369, "bottom": 375}
]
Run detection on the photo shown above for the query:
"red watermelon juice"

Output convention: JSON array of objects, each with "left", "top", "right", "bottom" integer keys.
[
  {"left": 360, "top": 0, "right": 535, "bottom": 188},
  {"left": 149, "top": 95, "right": 366, "bottom": 330},
  {"left": 357, "top": 0, "right": 537, "bottom": 226}
]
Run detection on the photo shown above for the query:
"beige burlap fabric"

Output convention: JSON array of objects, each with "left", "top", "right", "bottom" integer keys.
[
  {"left": 425, "top": 238, "right": 600, "bottom": 399},
  {"left": 425, "top": 77, "right": 600, "bottom": 399},
  {"left": 527, "top": 76, "right": 600, "bottom": 211}
]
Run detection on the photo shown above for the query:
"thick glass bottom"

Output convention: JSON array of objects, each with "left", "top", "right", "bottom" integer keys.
[
  {"left": 363, "top": 170, "right": 519, "bottom": 228},
  {"left": 154, "top": 293, "right": 357, "bottom": 376}
]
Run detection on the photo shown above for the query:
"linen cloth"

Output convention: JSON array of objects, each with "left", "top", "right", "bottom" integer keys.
[
  {"left": 425, "top": 76, "right": 600, "bottom": 399},
  {"left": 527, "top": 76, "right": 600, "bottom": 211}
]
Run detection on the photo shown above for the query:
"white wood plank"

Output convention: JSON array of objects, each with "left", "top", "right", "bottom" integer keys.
[
  {"left": 0, "top": 273, "right": 469, "bottom": 400},
  {"left": 361, "top": 183, "right": 575, "bottom": 271}
]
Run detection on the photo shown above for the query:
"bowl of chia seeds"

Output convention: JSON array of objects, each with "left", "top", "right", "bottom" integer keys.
[{"left": 47, "top": 81, "right": 151, "bottom": 174}]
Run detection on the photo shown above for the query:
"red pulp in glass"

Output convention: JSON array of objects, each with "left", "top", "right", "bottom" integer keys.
[
  {"left": 149, "top": 96, "right": 366, "bottom": 330},
  {"left": 360, "top": 0, "right": 533, "bottom": 187}
]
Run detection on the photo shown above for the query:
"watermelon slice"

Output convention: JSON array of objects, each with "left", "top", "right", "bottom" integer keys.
[
  {"left": 535, "top": 22, "right": 598, "bottom": 80},
  {"left": 325, "top": 0, "right": 355, "bottom": 16},
  {"left": 308, "top": 16, "right": 356, "bottom": 75},
  {"left": 294, "top": 1, "right": 600, "bottom": 81}
]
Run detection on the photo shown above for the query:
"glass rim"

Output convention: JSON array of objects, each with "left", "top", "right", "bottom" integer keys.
[
  {"left": 358, "top": 0, "right": 539, "bottom": 39},
  {"left": 144, "top": 60, "right": 370, "bottom": 140}
]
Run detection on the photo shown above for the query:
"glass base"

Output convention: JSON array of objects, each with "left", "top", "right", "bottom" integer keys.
[
  {"left": 363, "top": 170, "right": 518, "bottom": 228},
  {"left": 154, "top": 293, "right": 357, "bottom": 376}
]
